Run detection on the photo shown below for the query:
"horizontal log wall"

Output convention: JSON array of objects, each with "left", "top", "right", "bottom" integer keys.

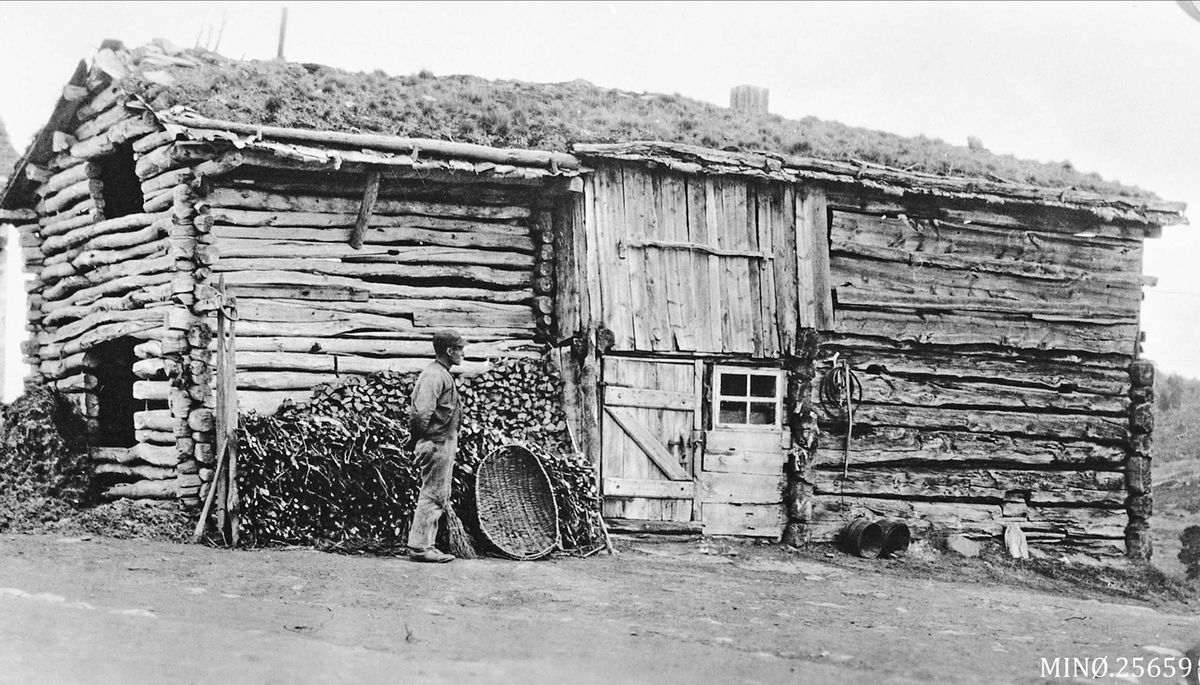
[
  {"left": 18, "top": 71, "right": 181, "bottom": 502},
  {"left": 790, "top": 200, "right": 1151, "bottom": 558},
  {"left": 197, "top": 168, "right": 555, "bottom": 417}
]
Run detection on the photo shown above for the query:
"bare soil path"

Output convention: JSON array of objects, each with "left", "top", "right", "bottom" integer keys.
[{"left": 0, "top": 533, "right": 1196, "bottom": 684}]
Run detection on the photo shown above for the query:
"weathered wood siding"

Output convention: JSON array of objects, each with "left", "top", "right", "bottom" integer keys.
[
  {"left": 587, "top": 165, "right": 807, "bottom": 357},
  {"left": 798, "top": 201, "right": 1151, "bottom": 556}
]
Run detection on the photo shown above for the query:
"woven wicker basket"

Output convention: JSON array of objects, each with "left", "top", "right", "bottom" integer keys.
[{"left": 474, "top": 444, "right": 560, "bottom": 560}]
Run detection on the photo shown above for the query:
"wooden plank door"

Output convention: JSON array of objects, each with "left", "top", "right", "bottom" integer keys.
[
  {"left": 600, "top": 357, "right": 700, "bottom": 523},
  {"left": 700, "top": 366, "right": 789, "bottom": 537},
  {"left": 700, "top": 429, "right": 788, "bottom": 537}
]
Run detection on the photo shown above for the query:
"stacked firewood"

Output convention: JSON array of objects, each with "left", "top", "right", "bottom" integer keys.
[{"left": 236, "top": 357, "right": 602, "bottom": 552}]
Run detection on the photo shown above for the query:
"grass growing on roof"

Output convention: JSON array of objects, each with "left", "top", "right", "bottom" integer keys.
[{"left": 123, "top": 45, "right": 1153, "bottom": 199}]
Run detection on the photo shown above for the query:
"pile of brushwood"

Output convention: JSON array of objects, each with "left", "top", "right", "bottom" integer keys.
[
  {"left": 0, "top": 387, "right": 93, "bottom": 530},
  {"left": 0, "top": 387, "right": 191, "bottom": 540},
  {"left": 236, "top": 356, "right": 603, "bottom": 556}
]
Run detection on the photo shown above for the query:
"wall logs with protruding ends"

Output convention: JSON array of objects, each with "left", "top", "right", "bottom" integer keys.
[
  {"left": 1126, "top": 359, "right": 1154, "bottom": 559},
  {"left": 11, "top": 50, "right": 580, "bottom": 505},
  {"left": 19, "top": 71, "right": 173, "bottom": 502},
  {"left": 792, "top": 195, "right": 1157, "bottom": 558}
]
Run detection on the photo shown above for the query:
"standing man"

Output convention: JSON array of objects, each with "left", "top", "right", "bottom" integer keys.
[{"left": 405, "top": 329, "right": 466, "bottom": 563}]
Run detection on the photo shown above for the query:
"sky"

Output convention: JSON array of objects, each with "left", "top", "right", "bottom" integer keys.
[{"left": 1, "top": 0, "right": 1199, "bottom": 399}]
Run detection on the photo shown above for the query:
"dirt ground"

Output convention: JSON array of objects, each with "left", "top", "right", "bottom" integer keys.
[{"left": 1, "top": 532, "right": 1197, "bottom": 685}]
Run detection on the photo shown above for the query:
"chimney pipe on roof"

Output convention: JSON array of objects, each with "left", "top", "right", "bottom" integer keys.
[{"left": 730, "top": 85, "right": 769, "bottom": 115}]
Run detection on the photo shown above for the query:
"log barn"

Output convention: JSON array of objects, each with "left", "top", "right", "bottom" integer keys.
[{"left": 0, "top": 41, "right": 1187, "bottom": 558}]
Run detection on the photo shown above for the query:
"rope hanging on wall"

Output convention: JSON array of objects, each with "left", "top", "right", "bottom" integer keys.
[{"left": 818, "top": 355, "right": 862, "bottom": 490}]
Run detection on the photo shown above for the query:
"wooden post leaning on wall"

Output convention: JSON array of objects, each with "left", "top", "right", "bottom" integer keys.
[
  {"left": 192, "top": 278, "right": 238, "bottom": 544},
  {"left": 216, "top": 278, "right": 240, "bottom": 545}
]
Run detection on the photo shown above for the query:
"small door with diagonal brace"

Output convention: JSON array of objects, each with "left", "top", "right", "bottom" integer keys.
[{"left": 600, "top": 356, "right": 701, "bottom": 523}]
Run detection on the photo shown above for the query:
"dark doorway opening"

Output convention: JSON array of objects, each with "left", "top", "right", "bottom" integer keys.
[
  {"left": 95, "top": 143, "right": 144, "bottom": 218},
  {"left": 91, "top": 338, "right": 140, "bottom": 447}
]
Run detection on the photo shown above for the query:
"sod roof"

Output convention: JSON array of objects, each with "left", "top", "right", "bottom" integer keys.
[{"left": 120, "top": 41, "right": 1157, "bottom": 200}]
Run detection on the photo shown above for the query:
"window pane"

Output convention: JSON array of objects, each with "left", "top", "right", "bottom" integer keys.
[
  {"left": 719, "top": 401, "right": 747, "bottom": 424},
  {"left": 720, "top": 373, "right": 747, "bottom": 397},
  {"left": 749, "top": 402, "right": 776, "bottom": 425},
  {"left": 750, "top": 375, "right": 777, "bottom": 398}
]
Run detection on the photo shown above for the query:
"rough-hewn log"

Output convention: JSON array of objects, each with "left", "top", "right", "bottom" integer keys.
[
  {"left": 809, "top": 466, "right": 1125, "bottom": 506},
  {"left": 1130, "top": 401, "right": 1154, "bottom": 433},
  {"left": 133, "top": 380, "right": 169, "bottom": 401},
  {"left": 830, "top": 210, "right": 1143, "bottom": 275},
  {"left": 831, "top": 254, "right": 1140, "bottom": 314},
  {"left": 42, "top": 307, "right": 167, "bottom": 348},
  {"left": 235, "top": 362, "right": 493, "bottom": 391},
  {"left": 75, "top": 84, "right": 124, "bottom": 121},
  {"left": 72, "top": 238, "right": 168, "bottom": 272},
  {"left": 102, "top": 480, "right": 177, "bottom": 500},
  {"left": 821, "top": 343, "right": 1131, "bottom": 396},
  {"left": 132, "top": 358, "right": 165, "bottom": 379},
  {"left": 823, "top": 404, "right": 1127, "bottom": 443},
  {"left": 42, "top": 256, "right": 174, "bottom": 301},
  {"left": 42, "top": 284, "right": 172, "bottom": 326},
  {"left": 810, "top": 429, "right": 1126, "bottom": 468},
  {"left": 39, "top": 208, "right": 96, "bottom": 238},
  {"left": 229, "top": 300, "right": 532, "bottom": 334},
  {"left": 234, "top": 351, "right": 519, "bottom": 376},
  {"left": 141, "top": 167, "right": 195, "bottom": 195},
  {"left": 204, "top": 188, "right": 530, "bottom": 220},
  {"left": 54, "top": 373, "right": 96, "bottom": 393},
  {"left": 132, "top": 130, "right": 178, "bottom": 154},
  {"left": 815, "top": 368, "right": 1129, "bottom": 415},
  {"left": 214, "top": 239, "right": 535, "bottom": 269},
  {"left": 833, "top": 308, "right": 1138, "bottom": 357},
  {"left": 160, "top": 111, "right": 581, "bottom": 170},
  {"left": 38, "top": 352, "right": 94, "bottom": 381},
  {"left": 41, "top": 213, "right": 164, "bottom": 255},
  {"left": 39, "top": 179, "right": 93, "bottom": 215},
  {"left": 217, "top": 269, "right": 532, "bottom": 303},
  {"left": 95, "top": 463, "right": 176, "bottom": 480},
  {"left": 211, "top": 258, "right": 532, "bottom": 288},
  {"left": 233, "top": 336, "right": 539, "bottom": 359},
  {"left": 235, "top": 297, "right": 532, "bottom": 325},
  {"left": 212, "top": 224, "right": 534, "bottom": 251},
  {"left": 135, "top": 142, "right": 221, "bottom": 180},
  {"left": 73, "top": 103, "right": 133, "bottom": 142},
  {"left": 134, "top": 414, "right": 176, "bottom": 437},
  {"left": 231, "top": 321, "right": 531, "bottom": 340},
  {"left": 36, "top": 163, "right": 93, "bottom": 198},
  {"left": 1129, "top": 359, "right": 1155, "bottom": 387},
  {"left": 50, "top": 319, "right": 162, "bottom": 359}
]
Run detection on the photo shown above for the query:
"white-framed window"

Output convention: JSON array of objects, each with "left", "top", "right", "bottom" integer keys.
[{"left": 713, "top": 366, "right": 784, "bottom": 429}]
